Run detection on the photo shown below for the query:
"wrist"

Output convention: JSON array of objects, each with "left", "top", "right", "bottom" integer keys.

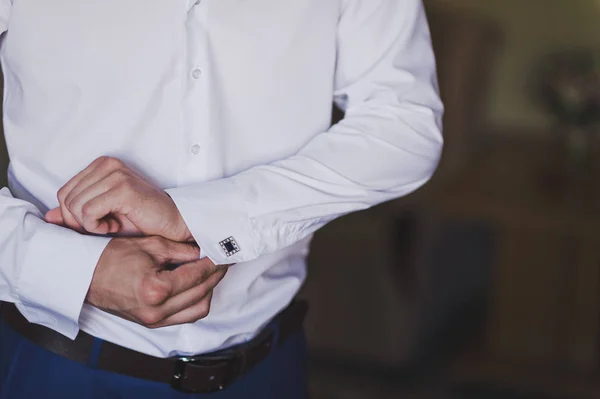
[
  {"left": 175, "top": 214, "right": 194, "bottom": 243},
  {"left": 163, "top": 190, "right": 194, "bottom": 242}
]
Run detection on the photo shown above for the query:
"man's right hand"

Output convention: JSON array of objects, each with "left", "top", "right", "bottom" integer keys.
[{"left": 87, "top": 236, "right": 227, "bottom": 328}]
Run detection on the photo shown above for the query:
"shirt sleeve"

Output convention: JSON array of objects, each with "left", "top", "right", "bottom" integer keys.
[
  {"left": 166, "top": 0, "right": 443, "bottom": 265},
  {"left": 0, "top": 188, "right": 111, "bottom": 339},
  {"left": 0, "top": 1, "right": 109, "bottom": 339},
  {"left": 0, "top": 0, "right": 10, "bottom": 34}
]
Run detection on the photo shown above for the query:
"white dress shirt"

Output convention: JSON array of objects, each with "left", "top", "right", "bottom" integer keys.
[{"left": 0, "top": 0, "right": 443, "bottom": 358}]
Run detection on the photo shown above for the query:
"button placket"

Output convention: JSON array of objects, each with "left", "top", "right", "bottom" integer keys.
[{"left": 179, "top": 0, "right": 212, "bottom": 184}]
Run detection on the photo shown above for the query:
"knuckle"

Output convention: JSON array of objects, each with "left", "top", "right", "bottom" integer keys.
[
  {"left": 103, "top": 157, "right": 124, "bottom": 170},
  {"left": 64, "top": 198, "right": 73, "bottom": 210},
  {"left": 145, "top": 324, "right": 161, "bottom": 330},
  {"left": 57, "top": 187, "right": 68, "bottom": 203},
  {"left": 138, "top": 309, "right": 163, "bottom": 326},
  {"left": 81, "top": 214, "right": 97, "bottom": 233},
  {"left": 112, "top": 172, "right": 132, "bottom": 188},
  {"left": 139, "top": 277, "right": 170, "bottom": 306},
  {"left": 196, "top": 300, "right": 211, "bottom": 320},
  {"left": 114, "top": 169, "right": 130, "bottom": 180},
  {"left": 80, "top": 202, "right": 93, "bottom": 217}
]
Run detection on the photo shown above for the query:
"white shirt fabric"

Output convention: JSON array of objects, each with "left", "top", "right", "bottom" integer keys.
[{"left": 0, "top": 0, "right": 443, "bottom": 358}]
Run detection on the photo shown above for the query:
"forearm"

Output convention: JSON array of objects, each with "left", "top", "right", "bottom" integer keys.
[
  {"left": 167, "top": 0, "right": 443, "bottom": 265},
  {"left": 167, "top": 104, "right": 441, "bottom": 265}
]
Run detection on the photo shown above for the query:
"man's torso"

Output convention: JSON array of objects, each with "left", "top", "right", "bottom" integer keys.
[{"left": 3, "top": 0, "right": 343, "bottom": 357}]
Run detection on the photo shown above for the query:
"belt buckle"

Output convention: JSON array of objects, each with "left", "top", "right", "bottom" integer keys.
[
  {"left": 170, "top": 354, "right": 233, "bottom": 394},
  {"left": 170, "top": 329, "right": 275, "bottom": 393}
]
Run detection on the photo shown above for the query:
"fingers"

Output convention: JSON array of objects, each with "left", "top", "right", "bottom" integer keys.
[
  {"left": 158, "top": 256, "right": 221, "bottom": 297},
  {"left": 91, "top": 236, "right": 226, "bottom": 329},
  {"left": 63, "top": 157, "right": 125, "bottom": 206},
  {"left": 134, "top": 259, "right": 228, "bottom": 328},
  {"left": 147, "top": 293, "right": 213, "bottom": 329},
  {"left": 55, "top": 157, "right": 108, "bottom": 232},
  {"left": 54, "top": 156, "right": 134, "bottom": 233},
  {"left": 151, "top": 239, "right": 202, "bottom": 266},
  {"left": 66, "top": 172, "right": 129, "bottom": 234},
  {"left": 50, "top": 156, "right": 189, "bottom": 242},
  {"left": 147, "top": 268, "right": 228, "bottom": 328},
  {"left": 44, "top": 207, "right": 65, "bottom": 225},
  {"left": 130, "top": 239, "right": 202, "bottom": 309}
]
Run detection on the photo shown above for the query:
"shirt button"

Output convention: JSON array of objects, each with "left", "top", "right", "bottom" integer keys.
[
  {"left": 191, "top": 144, "right": 201, "bottom": 154},
  {"left": 191, "top": 69, "right": 202, "bottom": 79},
  {"left": 195, "top": 0, "right": 200, "bottom": 4}
]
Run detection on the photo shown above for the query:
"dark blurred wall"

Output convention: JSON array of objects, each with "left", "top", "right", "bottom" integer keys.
[{"left": 431, "top": 0, "right": 600, "bottom": 129}]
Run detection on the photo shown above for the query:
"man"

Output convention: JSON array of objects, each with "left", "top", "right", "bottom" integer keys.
[{"left": 0, "top": 0, "right": 443, "bottom": 397}]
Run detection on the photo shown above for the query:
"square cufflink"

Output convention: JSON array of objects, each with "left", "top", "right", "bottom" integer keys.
[{"left": 219, "top": 237, "right": 240, "bottom": 257}]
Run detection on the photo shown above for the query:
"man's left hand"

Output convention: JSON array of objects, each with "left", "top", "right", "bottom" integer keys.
[{"left": 45, "top": 156, "right": 193, "bottom": 242}]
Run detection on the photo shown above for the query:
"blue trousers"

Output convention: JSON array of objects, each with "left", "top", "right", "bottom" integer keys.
[{"left": 0, "top": 318, "right": 308, "bottom": 398}]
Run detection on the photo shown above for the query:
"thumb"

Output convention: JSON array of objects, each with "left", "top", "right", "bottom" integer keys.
[
  {"left": 45, "top": 208, "right": 65, "bottom": 225},
  {"left": 159, "top": 240, "right": 201, "bottom": 265}
]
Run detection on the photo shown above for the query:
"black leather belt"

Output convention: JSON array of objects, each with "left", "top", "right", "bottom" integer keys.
[{"left": 1, "top": 300, "right": 308, "bottom": 393}]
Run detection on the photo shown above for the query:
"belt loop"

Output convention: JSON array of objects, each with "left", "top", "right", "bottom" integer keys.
[{"left": 87, "top": 337, "right": 104, "bottom": 369}]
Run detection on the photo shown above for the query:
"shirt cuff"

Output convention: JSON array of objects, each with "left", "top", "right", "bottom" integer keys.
[
  {"left": 16, "top": 219, "right": 112, "bottom": 340},
  {"left": 165, "top": 178, "right": 259, "bottom": 265}
]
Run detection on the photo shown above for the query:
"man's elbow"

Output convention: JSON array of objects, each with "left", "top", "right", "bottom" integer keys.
[
  {"left": 391, "top": 131, "right": 443, "bottom": 198},
  {"left": 423, "top": 133, "right": 443, "bottom": 181}
]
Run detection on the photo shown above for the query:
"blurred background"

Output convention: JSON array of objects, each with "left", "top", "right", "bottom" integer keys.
[
  {"left": 301, "top": 0, "right": 600, "bottom": 398},
  {"left": 1, "top": 0, "right": 599, "bottom": 398}
]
